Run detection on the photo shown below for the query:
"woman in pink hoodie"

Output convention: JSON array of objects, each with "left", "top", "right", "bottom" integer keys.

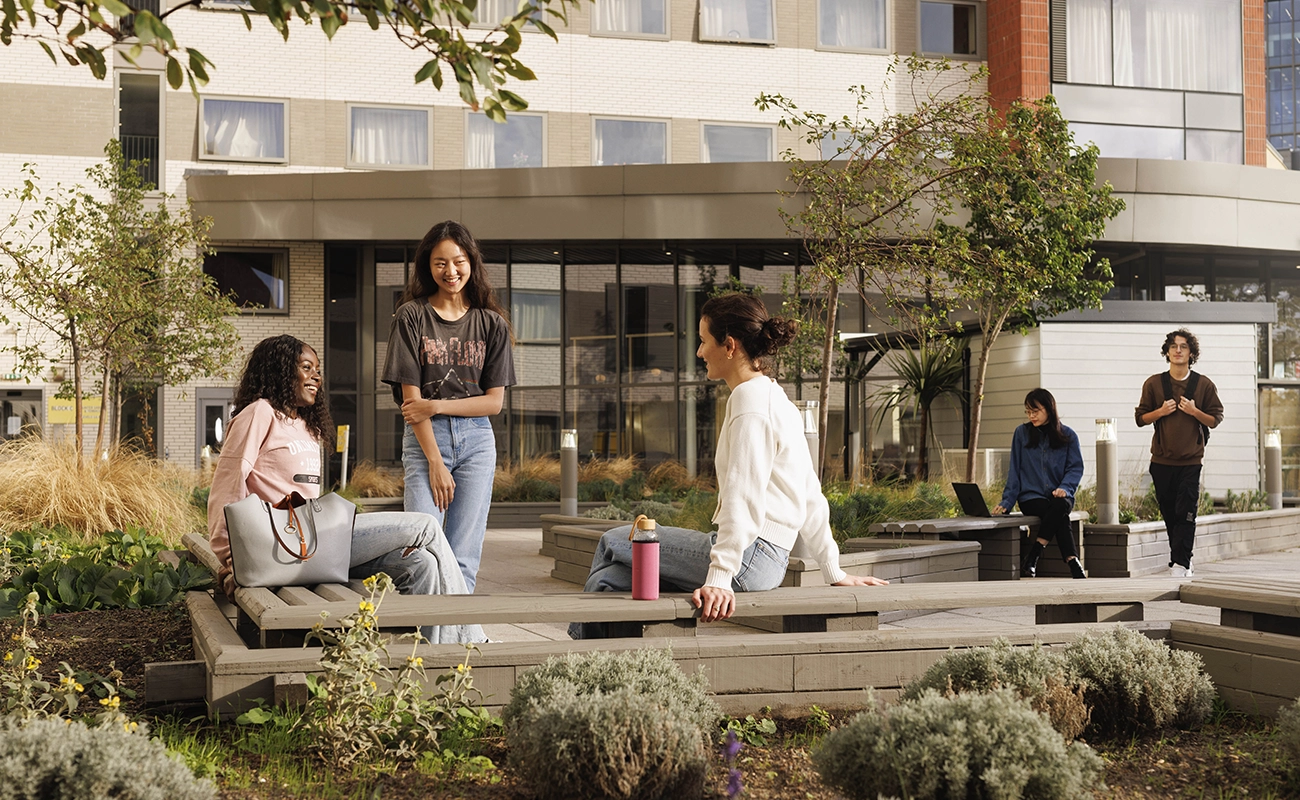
[{"left": 207, "top": 335, "right": 482, "bottom": 643}]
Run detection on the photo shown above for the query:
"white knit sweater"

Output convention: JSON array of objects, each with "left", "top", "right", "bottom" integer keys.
[{"left": 705, "top": 376, "right": 847, "bottom": 590}]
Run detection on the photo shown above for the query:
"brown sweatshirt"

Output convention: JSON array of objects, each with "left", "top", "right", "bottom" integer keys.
[{"left": 1134, "top": 371, "right": 1224, "bottom": 466}]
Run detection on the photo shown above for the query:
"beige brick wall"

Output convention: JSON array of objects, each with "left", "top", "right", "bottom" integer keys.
[{"left": 0, "top": 83, "right": 114, "bottom": 157}]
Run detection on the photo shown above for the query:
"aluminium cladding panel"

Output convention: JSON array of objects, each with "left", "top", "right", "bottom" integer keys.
[
  {"left": 1185, "top": 93, "right": 1245, "bottom": 132},
  {"left": 1051, "top": 84, "right": 1185, "bottom": 128}
]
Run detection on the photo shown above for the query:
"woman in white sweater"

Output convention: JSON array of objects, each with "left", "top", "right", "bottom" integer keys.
[{"left": 569, "top": 292, "right": 887, "bottom": 639}]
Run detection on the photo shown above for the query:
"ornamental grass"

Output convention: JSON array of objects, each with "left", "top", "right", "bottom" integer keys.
[{"left": 0, "top": 437, "right": 199, "bottom": 543}]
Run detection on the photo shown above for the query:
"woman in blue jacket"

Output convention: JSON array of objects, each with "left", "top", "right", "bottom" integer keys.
[{"left": 992, "top": 388, "right": 1087, "bottom": 579}]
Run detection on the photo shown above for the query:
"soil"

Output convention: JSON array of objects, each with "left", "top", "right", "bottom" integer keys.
[{"left": 5, "top": 605, "right": 1298, "bottom": 799}]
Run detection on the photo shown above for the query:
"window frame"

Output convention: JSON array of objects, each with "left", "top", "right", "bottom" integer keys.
[
  {"left": 203, "top": 247, "right": 291, "bottom": 315},
  {"left": 463, "top": 109, "right": 549, "bottom": 169},
  {"left": 590, "top": 115, "right": 672, "bottom": 166},
  {"left": 698, "top": 121, "right": 777, "bottom": 163},
  {"left": 815, "top": 0, "right": 891, "bottom": 54},
  {"left": 589, "top": 0, "right": 671, "bottom": 39},
  {"left": 198, "top": 94, "right": 290, "bottom": 164},
  {"left": 113, "top": 69, "right": 166, "bottom": 192},
  {"left": 469, "top": 0, "right": 545, "bottom": 30},
  {"left": 697, "top": 0, "right": 777, "bottom": 45},
  {"left": 344, "top": 102, "right": 434, "bottom": 170},
  {"left": 916, "top": 0, "right": 985, "bottom": 60}
]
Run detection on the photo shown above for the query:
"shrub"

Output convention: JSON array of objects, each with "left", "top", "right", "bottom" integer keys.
[
  {"left": 582, "top": 504, "right": 635, "bottom": 521},
  {"left": 1223, "top": 488, "right": 1269, "bottom": 513},
  {"left": 902, "top": 640, "right": 1090, "bottom": 740},
  {"left": 343, "top": 460, "right": 404, "bottom": 498},
  {"left": 578, "top": 478, "right": 621, "bottom": 503},
  {"left": 503, "top": 649, "right": 719, "bottom": 800},
  {"left": 1277, "top": 697, "right": 1300, "bottom": 783},
  {"left": 507, "top": 688, "right": 707, "bottom": 800},
  {"left": 0, "top": 438, "right": 199, "bottom": 543},
  {"left": 0, "top": 717, "right": 215, "bottom": 800},
  {"left": 670, "top": 488, "right": 719, "bottom": 535},
  {"left": 629, "top": 500, "right": 679, "bottom": 524},
  {"left": 813, "top": 689, "right": 1104, "bottom": 800},
  {"left": 493, "top": 475, "right": 560, "bottom": 503},
  {"left": 1064, "top": 627, "right": 1216, "bottom": 735},
  {"left": 578, "top": 456, "right": 640, "bottom": 485}
]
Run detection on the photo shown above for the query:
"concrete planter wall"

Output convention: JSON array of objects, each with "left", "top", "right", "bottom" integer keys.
[
  {"left": 1084, "top": 508, "right": 1300, "bottom": 577},
  {"left": 360, "top": 498, "right": 608, "bottom": 528}
]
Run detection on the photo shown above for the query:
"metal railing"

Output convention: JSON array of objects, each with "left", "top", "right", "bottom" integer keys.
[
  {"left": 121, "top": 134, "right": 159, "bottom": 189},
  {"left": 120, "top": 0, "right": 162, "bottom": 36}
]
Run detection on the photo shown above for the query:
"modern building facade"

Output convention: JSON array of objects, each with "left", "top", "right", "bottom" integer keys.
[
  {"left": 1268, "top": 0, "right": 1300, "bottom": 167},
  {"left": 4, "top": 0, "right": 1300, "bottom": 498}
]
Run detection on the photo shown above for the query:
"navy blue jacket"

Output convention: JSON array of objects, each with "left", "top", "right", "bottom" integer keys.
[{"left": 999, "top": 423, "right": 1085, "bottom": 510}]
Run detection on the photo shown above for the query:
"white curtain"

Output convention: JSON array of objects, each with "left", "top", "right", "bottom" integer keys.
[
  {"left": 1112, "top": 0, "right": 1242, "bottom": 91},
  {"left": 819, "top": 0, "right": 886, "bottom": 50},
  {"left": 592, "top": 119, "right": 666, "bottom": 165},
  {"left": 701, "top": 0, "right": 770, "bottom": 41},
  {"left": 1067, "top": 0, "right": 1112, "bottom": 84},
  {"left": 204, "top": 99, "right": 284, "bottom": 159},
  {"left": 1186, "top": 129, "right": 1243, "bottom": 163},
  {"left": 703, "top": 125, "right": 772, "bottom": 163},
  {"left": 511, "top": 292, "right": 560, "bottom": 340},
  {"left": 466, "top": 114, "right": 497, "bottom": 169},
  {"left": 350, "top": 107, "right": 428, "bottom": 166},
  {"left": 595, "top": 0, "right": 642, "bottom": 32}
]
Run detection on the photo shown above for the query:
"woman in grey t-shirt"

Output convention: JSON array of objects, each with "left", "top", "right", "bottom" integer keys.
[{"left": 381, "top": 220, "right": 516, "bottom": 592}]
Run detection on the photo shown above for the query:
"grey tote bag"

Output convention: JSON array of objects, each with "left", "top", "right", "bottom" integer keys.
[{"left": 225, "top": 491, "right": 355, "bottom": 588}]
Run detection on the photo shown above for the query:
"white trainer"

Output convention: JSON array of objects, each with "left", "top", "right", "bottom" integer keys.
[{"left": 1170, "top": 564, "right": 1188, "bottom": 578}]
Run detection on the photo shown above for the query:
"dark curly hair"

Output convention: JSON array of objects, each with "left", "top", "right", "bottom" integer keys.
[
  {"left": 400, "top": 220, "right": 510, "bottom": 327},
  {"left": 1161, "top": 329, "right": 1200, "bottom": 365},
  {"left": 232, "top": 335, "right": 333, "bottom": 447},
  {"left": 700, "top": 291, "right": 798, "bottom": 371}
]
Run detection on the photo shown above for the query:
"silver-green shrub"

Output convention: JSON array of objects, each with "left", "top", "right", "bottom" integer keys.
[
  {"left": 508, "top": 687, "right": 707, "bottom": 800},
  {"left": 503, "top": 647, "right": 719, "bottom": 733},
  {"left": 503, "top": 649, "right": 718, "bottom": 800},
  {"left": 902, "top": 639, "right": 1090, "bottom": 740},
  {"left": 1063, "top": 627, "right": 1215, "bottom": 735},
  {"left": 0, "top": 717, "right": 215, "bottom": 800},
  {"left": 582, "top": 504, "right": 635, "bottom": 521},
  {"left": 813, "top": 689, "right": 1104, "bottom": 800},
  {"left": 1276, "top": 696, "right": 1300, "bottom": 782}
]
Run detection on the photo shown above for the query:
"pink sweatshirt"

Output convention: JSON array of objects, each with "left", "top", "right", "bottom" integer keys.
[{"left": 207, "top": 399, "right": 323, "bottom": 569}]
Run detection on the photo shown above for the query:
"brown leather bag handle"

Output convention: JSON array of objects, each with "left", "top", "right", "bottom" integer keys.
[{"left": 269, "top": 492, "right": 317, "bottom": 561}]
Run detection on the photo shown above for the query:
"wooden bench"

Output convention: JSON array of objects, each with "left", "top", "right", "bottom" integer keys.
[
  {"left": 870, "top": 511, "right": 1088, "bottom": 581},
  {"left": 1170, "top": 576, "right": 1300, "bottom": 717}
]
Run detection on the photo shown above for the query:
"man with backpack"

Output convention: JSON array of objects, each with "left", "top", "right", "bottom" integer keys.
[{"left": 1135, "top": 329, "right": 1224, "bottom": 577}]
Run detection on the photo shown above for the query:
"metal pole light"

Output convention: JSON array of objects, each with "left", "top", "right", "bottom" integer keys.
[
  {"left": 1265, "top": 428, "right": 1283, "bottom": 510},
  {"left": 794, "top": 400, "right": 820, "bottom": 469},
  {"left": 1095, "top": 418, "right": 1119, "bottom": 525},
  {"left": 560, "top": 428, "right": 578, "bottom": 517}
]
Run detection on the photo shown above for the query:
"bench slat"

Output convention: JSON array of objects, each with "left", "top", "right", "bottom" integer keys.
[
  {"left": 277, "top": 586, "right": 326, "bottom": 606},
  {"left": 1180, "top": 583, "right": 1300, "bottom": 618},
  {"left": 313, "top": 584, "right": 364, "bottom": 603}
]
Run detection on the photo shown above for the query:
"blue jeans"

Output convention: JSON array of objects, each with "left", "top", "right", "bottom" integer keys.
[
  {"left": 402, "top": 416, "right": 497, "bottom": 592},
  {"left": 347, "top": 511, "right": 486, "bottom": 644},
  {"left": 567, "top": 525, "right": 791, "bottom": 639}
]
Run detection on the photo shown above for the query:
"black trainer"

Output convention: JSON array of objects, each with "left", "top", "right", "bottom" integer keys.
[
  {"left": 1068, "top": 559, "right": 1087, "bottom": 579},
  {"left": 1020, "top": 540, "right": 1045, "bottom": 578}
]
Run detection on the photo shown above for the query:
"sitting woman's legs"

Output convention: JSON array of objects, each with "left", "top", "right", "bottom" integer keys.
[{"left": 1018, "top": 496, "right": 1079, "bottom": 561}]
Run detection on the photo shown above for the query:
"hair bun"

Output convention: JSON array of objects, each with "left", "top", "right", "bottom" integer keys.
[{"left": 761, "top": 316, "right": 798, "bottom": 353}]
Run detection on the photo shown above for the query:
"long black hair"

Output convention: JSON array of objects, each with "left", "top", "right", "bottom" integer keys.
[
  {"left": 700, "top": 291, "right": 798, "bottom": 372},
  {"left": 400, "top": 220, "right": 509, "bottom": 326},
  {"left": 1024, "top": 387, "right": 1067, "bottom": 449},
  {"left": 232, "top": 334, "right": 333, "bottom": 447}
]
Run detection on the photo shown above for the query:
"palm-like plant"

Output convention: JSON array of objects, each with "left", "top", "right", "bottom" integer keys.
[{"left": 871, "top": 338, "right": 966, "bottom": 480}]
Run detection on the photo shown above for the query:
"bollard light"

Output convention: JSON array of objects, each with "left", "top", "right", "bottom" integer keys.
[
  {"left": 1095, "top": 418, "right": 1119, "bottom": 525},
  {"left": 560, "top": 429, "right": 578, "bottom": 517},
  {"left": 794, "top": 400, "right": 820, "bottom": 470},
  {"left": 1265, "top": 428, "right": 1283, "bottom": 510}
]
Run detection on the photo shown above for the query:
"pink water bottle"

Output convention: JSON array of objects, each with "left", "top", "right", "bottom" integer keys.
[{"left": 630, "top": 514, "right": 660, "bottom": 601}]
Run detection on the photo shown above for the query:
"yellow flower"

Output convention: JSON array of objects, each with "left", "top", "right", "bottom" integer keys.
[
  {"left": 75, "top": 683, "right": 84, "bottom": 693},
  {"left": 358, "top": 600, "right": 375, "bottom": 614},
  {"left": 99, "top": 696, "right": 121, "bottom": 709},
  {"left": 3, "top": 652, "right": 12, "bottom": 663},
  {"left": 369, "top": 681, "right": 377, "bottom": 690},
  {"left": 407, "top": 656, "right": 423, "bottom": 667},
  {"left": 24, "top": 656, "right": 39, "bottom": 671},
  {"left": 456, "top": 663, "right": 469, "bottom": 673},
  {"left": 123, "top": 721, "right": 138, "bottom": 733},
  {"left": 362, "top": 575, "right": 378, "bottom": 590}
]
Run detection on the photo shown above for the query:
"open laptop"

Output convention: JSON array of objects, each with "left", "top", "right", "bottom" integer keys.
[{"left": 952, "top": 482, "right": 1006, "bottom": 517}]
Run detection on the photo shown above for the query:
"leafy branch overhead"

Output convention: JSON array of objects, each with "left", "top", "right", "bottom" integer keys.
[{"left": 0, "top": 0, "right": 581, "bottom": 118}]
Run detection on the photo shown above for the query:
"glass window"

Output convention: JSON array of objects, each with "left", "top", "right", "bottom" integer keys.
[
  {"left": 1260, "top": 387, "right": 1300, "bottom": 496},
  {"left": 566, "top": 260, "right": 618, "bottom": 386},
  {"left": 474, "top": 0, "right": 542, "bottom": 25},
  {"left": 465, "top": 112, "right": 545, "bottom": 169},
  {"left": 1163, "top": 255, "right": 1208, "bottom": 302},
  {"left": 819, "top": 129, "right": 858, "bottom": 160},
  {"left": 511, "top": 258, "right": 562, "bottom": 387},
  {"left": 348, "top": 106, "right": 429, "bottom": 168},
  {"left": 510, "top": 388, "right": 561, "bottom": 459},
  {"left": 701, "top": 124, "right": 773, "bottom": 163},
  {"left": 625, "top": 385, "right": 677, "bottom": 464},
  {"left": 1111, "top": 0, "right": 1242, "bottom": 92},
  {"left": 592, "top": 0, "right": 667, "bottom": 36},
  {"left": 592, "top": 118, "right": 668, "bottom": 165},
  {"left": 203, "top": 249, "right": 288, "bottom": 312},
  {"left": 118, "top": 72, "right": 161, "bottom": 189},
  {"left": 1067, "top": 0, "right": 1113, "bottom": 84},
  {"left": 620, "top": 251, "right": 675, "bottom": 384},
  {"left": 513, "top": 291, "right": 562, "bottom": 341},
  {"left": 699, "top": 0, "right": 775, "bottom": 43},
  {"left": 1186, "top": 129, "right": 1243, "bottom": 164},
  {"left": 1068, "top": 122, "right": 1185, "bottom": 159},
  {"left": 201, "top": 97, "right": 287, "bottom": 162},
  {"left": 567, "top": 387, "right": 618, "bottom": 455},
  {"left": 678, "top": 246, "right": 732, "bottom": 382},
  {"left": 818, "top": 0, "right": 886, "bottom": 49},
  {"left": 680, "top": 384, "right": 724, "bottom": 478},
  {"left": 920, "top": 1, "right": 977, "bottom": 55},
  {"left": 1270, "top": 270, "right": 1300, "bottom": 380}
]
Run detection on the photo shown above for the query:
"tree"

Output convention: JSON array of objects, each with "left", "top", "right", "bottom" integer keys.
[
  {"left": 870, "top": 336, "right": 965, "bottom": 481},
  {"left": 0, "top": 141, "right": 241, "bottom": 463},
  {"left": 757, "top": 57, "right": 987, "bottom": 478},
  {"left": 940, "top": 96, "right": 1125, "bottom": 482},
  {"left": 0, "top": 0, "right": 581, "bottom": 119}
]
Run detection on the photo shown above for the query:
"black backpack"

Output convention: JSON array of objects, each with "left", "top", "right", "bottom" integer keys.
[{"left": 1161, "top": 370, "right": 1210, "bottom": 445}]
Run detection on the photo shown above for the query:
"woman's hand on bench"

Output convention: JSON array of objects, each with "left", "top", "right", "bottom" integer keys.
[
  {"left": 692, "top": 586, "right": 735, "bottom": 623},
  {"left": 834, "top": 575, "right": 890, "bottom": 587}
]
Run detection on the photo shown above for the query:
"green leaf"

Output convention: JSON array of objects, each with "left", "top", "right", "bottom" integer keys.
[
  {"left": 165, "top": 55, "right": 182, "bottom": 89},
  {"left": 98, "top": 0, "right": 132, "bottom": 16},
  {"left": 414, "top": 59, "right": 440, "bottom": 84},
  {"left": 37, "top": 40, "right": 57, "bottom": 64},
  {"left": 320, "top": 10, "right": 340, "bottom": 37},
  {"left": 502, "top": 60, "right": 535, "bottom": 81}
]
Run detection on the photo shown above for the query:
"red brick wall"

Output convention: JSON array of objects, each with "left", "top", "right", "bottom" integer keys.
[
  {"left": 1243, "top": 0, "right": 1266, "bottom": 166},
  {"left": 988, "top": 0, "right": 1051, "bottom": 109}
]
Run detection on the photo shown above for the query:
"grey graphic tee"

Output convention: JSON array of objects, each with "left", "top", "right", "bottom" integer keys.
[{"left": 381, "top": 301, "right": 516, "bottom": 404}]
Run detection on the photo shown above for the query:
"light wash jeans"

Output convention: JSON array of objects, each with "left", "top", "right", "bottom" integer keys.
[
  {"left": 567, "top": 524, "right": 791, "bottom": 639},
  {"left": 402, "top": 416, "right": 497, "bottom": 592},
  {"left": 348, "top": 511, "right": 486, "bottom": 644}
]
